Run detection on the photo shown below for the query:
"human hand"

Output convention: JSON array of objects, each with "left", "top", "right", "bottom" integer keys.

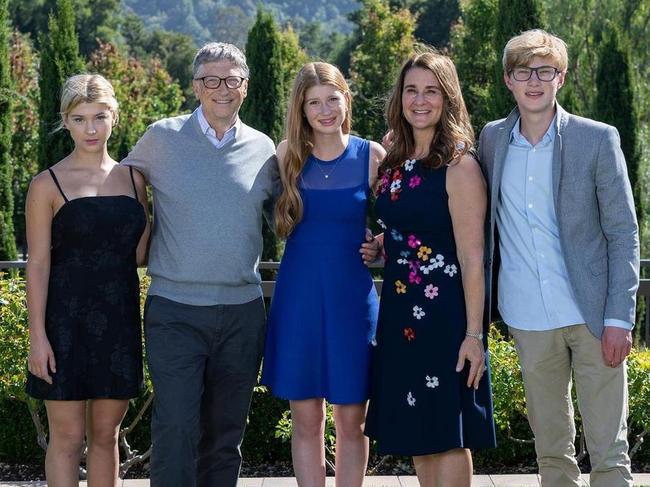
[
  {"left": 601, "top": 326, "right": 632, "bottom": 367},
  {"left": 456, "top": 336, "right": 485, "bottom": 389},
  {"left": 381, "top": 130, "right": 394, "bottom": 150},
  {"left": 28, "top": 335, "right": 56, "bottom": 384},
  {"left": 359, "top": 229, "right": 382, "bottom": 265}
]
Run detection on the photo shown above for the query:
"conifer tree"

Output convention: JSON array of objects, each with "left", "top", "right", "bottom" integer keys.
[
  {"left": 0, "top": 0, "right": 17, "bottom": 260},
  {"left": 241, "top": 7, "right": 285, "bottom": 145},
  {"left": 37, "top": 0, "right": 84, "bottom": 171},
  {"left": 491, "top": 0, "right": 544, "bottom": 118},
  {"left": 595, "top": 26, "right": 642, "bottom": 223}
]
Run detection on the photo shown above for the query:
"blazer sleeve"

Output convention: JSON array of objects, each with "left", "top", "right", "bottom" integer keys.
[{"left": 594, "top": 126, "right": 640, "bottom": 324}]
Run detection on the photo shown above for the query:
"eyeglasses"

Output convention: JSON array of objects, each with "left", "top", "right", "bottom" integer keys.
[
  {"left": 510, "top": 66, "right": 560, "bottom": 82},
  {"left": 194, "top": 76, "right": 247, "bottom": 89}
]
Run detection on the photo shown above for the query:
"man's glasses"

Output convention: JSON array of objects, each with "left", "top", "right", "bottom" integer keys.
[
  {"left": 510, "top": 66, "right": 560, "bottom": 82},
  {"left": 194, "top": 76, "right": 247, "bottom": 89}
]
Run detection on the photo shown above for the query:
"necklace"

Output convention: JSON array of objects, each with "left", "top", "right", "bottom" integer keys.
[{"left": 313, "top": 150, "right": 346, "bottom": 179}]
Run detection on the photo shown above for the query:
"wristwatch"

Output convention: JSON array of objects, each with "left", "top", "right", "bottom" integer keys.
[{"left": 465, "top": 330, "right": 484, "bottom": 340}]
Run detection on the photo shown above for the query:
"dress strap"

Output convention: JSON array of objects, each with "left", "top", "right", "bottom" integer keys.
[
  {"left": 128, "top": 166, "right": 138, "bottom": 200},
  {"left": 48, "top": 168, "right": 69, "bottom": 202}
]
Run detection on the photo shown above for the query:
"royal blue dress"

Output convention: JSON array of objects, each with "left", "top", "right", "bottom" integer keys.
[
  {"left": 261, "top": 136, "right": 379, "bottom": 404},
  {"left": 365, "top": 158, "right": 496, "bottom": 455}
]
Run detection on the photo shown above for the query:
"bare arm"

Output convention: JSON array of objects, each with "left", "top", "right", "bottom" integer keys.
[
  {"left": 368, "top": 140, "right": 386, "bottom": 189},
  {"left": 447, "top": 155, "right": 488, "bottom": 389},
  {"left": 133, "top": 169, "right": 151, "bottom": 267},
  {"left": 25, "top": 174, "right": 57, "bottom": 384}
]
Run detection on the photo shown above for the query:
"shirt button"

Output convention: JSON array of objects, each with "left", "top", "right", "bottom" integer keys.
[
  {"left": 528, "top": 176, "right": 534, "bottom": 181},
  {"left": 528, "top": 203, "right": 533, "bottom": 209}
]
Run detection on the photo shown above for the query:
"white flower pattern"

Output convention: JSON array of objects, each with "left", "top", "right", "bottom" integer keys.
[
  {"left": 404, "top": 159, "right": 416, "bottom": 171},
  {"left": 425, "top": 375, "right": 439, "bottom": 388},
  {"left": 444, "top": 264, "right": 458, "bottom": 277},
  {"left": 377, "top": 219, "right": 387, "bottom": 230},
  {"left": 407, "top": 391, "right": 416, "bottom": 406},
  {"left": 412, "top": 305, "right": 425, "bottom": 320}
]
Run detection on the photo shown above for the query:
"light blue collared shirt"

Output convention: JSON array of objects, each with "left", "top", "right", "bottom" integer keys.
[
  {"left": 497, "top": 116, "right": 632, "bottom": 331},
  {"left": 196, "top": 106, "right": 239, "bottom": 149}
]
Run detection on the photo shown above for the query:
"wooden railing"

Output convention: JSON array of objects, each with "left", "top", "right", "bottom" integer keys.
[{"left": 3, "top": 259, "right": 650, "bottom": 341}]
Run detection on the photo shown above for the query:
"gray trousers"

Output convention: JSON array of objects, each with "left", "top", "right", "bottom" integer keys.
[{"left": 144, "top": 295, "right": 266, "bottom": 487}]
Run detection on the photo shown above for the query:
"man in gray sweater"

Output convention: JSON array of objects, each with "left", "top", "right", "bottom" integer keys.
[{"left": 123, "top": 42, "right": 279, "bottom": 487}]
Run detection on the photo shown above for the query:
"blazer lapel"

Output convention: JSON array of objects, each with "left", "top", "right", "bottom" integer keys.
[
  {"left": 552, "top": 104, "right": 569, "bottom": 212},
  {"left": 490, "top": 108, "right": 520, "bottom": 224}
]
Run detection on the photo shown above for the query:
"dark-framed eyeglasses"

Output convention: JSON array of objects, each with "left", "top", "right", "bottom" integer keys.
[
  {"left": 194, "top": 75, "right": 247, "bottom": 90},
  {"left": 510, "top": 66, "right": 560, "bottom": 82}
]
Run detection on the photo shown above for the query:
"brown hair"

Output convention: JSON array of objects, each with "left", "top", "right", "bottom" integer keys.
[
  {"left": 381, "top": 48, "right": 473, "bottom": 174},
  {"left": 275, "top": 62, "right": 351, "bottom": 238}
]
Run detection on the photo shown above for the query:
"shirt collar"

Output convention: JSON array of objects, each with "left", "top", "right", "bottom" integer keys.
[
  {"left": 196, "top": 106, "right": 240, "bottom": 140},
  {"left": 509, "top": 114, "right": 557, "bottom": 149}
]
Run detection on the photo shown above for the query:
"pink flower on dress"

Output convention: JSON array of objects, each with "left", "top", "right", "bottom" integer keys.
[
  {"left": 409, "top": 271, "right": 421, "bottom": 284},
  {"left": 409, "top": 175, "right": 422, "bottom": 189},
  {"left": 408, "top": 234, "right": 421, "bottom": 248},
  {"left": 424, "top": 284, "right": 439, "bottom": 299}
]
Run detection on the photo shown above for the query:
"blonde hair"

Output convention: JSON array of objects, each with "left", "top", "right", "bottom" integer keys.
[
  {"left": 382, "top": 47, "right": 473, "bottom": 173},
  {"left": 502, "top": 29, "right": 568, "bottom": 74},
  {"left": 275, "top": 62, "right": 351, "bottom": 238},
  {"left": 56, "top": 74, "right": 119, "bottom": 131}
]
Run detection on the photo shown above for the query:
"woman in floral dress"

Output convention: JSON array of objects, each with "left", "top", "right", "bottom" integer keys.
[{"left": 364, "top": 50, "right": 496, "bottom": 486}]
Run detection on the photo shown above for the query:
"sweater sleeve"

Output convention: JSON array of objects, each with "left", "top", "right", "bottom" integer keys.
[{"left": 121, "top": 125, "right": 159, "bottom": 182}]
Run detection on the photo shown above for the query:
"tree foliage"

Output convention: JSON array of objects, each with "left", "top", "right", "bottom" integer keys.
[
  {"left": 349, "top": 0, "right": 416, "bottom": 141},
  {"left": 88, "top": 42, "right": 184, "bottom": 161},
  {"left": 36, "top": 0, "right": 84, "bottom": 171},
  {"left": 595, "top": 26, "right": 642, "bottom": 223},
  {"left": 491, "top": 0, "right": 545, "bottom": 118},
  {"left": 9, "top": 31, "right": 39, "bottom": 255},
  {"left": 0, "top": 0, "right": 17, "bottom": 260},
  {"left": 451, "top": 0, "right": 498, "bottom": 133}
]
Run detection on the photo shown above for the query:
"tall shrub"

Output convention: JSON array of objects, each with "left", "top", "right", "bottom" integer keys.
[
  {"left": 0, "top": 0, "right": 16, "bottom": 260},
  {"left": 37, "top": 0, "right": 84, "bottom": 171}
]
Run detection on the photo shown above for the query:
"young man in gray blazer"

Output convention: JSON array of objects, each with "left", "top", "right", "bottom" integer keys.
[
  {"left": 123, "top": 43, "right": 279, "bottom": 487},
  {"left": 479, "top": 30, "right": 639, "bottom": 487}
]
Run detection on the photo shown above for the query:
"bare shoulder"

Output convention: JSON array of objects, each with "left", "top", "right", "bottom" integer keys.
[
  {"left": 446, "top": 154, "right": 486, "bottom": 192},
  {"left": 369, "top": 140, "right": 386, "bottom": 161},
  {"left": 276, "top": 140, "right": 288, "bottom": 164},
  {"left": 29, "top": 170, "right": 59, "bottom": 200}
]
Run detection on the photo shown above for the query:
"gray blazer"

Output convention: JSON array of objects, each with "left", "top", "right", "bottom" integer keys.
[{"left": 478, "top": 104, "right": 640, "bottom": 338}]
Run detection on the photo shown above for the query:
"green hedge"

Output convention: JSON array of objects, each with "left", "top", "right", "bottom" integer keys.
[{"left": 2, "top": 275, "right": 650, "bottom": 469}]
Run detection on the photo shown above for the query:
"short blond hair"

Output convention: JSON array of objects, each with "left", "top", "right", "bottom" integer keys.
[
  {"left": 502, "top": 29, "right": 568, "bottom": 74},
  {"left": 57, "top": 74, "right": 119, "bottom": 131}
]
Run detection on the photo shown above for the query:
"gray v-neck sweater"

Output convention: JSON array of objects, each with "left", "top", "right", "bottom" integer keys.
[{"left": 122, "top": 111, "right": 279, "bottom": 305}]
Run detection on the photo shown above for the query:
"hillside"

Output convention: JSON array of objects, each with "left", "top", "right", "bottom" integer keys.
[{"left": 123, "top": 0, "right": 359, "bottom": 46}]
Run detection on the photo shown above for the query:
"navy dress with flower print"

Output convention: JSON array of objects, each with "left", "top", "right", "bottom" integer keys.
[
  {"left": 365, "top": 158, "right": 496, "bottom": 455},
  {"left": 261, "top": 136, "right": 379, "bottom": 404},
  {"left": 25, "top": 167, "right": 145, "bottom": 400}
]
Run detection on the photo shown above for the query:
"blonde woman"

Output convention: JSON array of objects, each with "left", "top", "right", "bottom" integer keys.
[
  {"left": 364, "top": 50, "right": 496, "bottom": 487},
  {"left": 25, "top": 74, "right": 150, "bottom": 486},
  {"left": 261, "top": 62, "right": 384, "bottom": 487}
]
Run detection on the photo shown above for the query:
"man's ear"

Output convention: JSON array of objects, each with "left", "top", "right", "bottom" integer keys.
[
  {"left": 557, "top": 70, "right": 567, "bottom": 90},
  {"left": 503, "top": 72, "right": 514, "bottom": 92}
]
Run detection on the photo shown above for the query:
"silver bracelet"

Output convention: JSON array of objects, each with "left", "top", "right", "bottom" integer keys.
[{"left": 465, "top": 330, "right": 483, "bottom": 340}]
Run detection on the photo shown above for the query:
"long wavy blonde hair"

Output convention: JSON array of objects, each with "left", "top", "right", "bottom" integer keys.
[
  {"left": 382, "top": 48, "right": 474, "bottom": 173},
  {"left": 275, "top": 62, "right": 352, "bottom": 238}
]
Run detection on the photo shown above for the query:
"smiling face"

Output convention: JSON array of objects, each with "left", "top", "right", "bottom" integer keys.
[
  {"left": 192, "top": 60, "right": 248, "bottom": 127},
  {"left": 302, "top": 84, "right": 348, "bottom": 136},
  {"left": 401, "top": 67, "right": 444, "bottom": 136},
  {"left": 504, "top": 55, "right": 565, "bottom": 118},
  {"left": 64, "top": 102, "right": 115, "bottom": 152}
]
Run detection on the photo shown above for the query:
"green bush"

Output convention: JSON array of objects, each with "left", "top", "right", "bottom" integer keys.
[{"left": 2, "top": 274, "right": 650, "bottom": 470}]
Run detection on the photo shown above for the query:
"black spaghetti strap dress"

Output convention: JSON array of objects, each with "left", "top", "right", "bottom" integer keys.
[{"left": 26, "top": 167, "right": 146, "bottom": 400}]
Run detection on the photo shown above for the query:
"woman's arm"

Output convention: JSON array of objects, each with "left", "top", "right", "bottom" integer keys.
[
  {"left": 133, "top": 169, "right": 151, "bottom": 267},
  {"left": 25, "top": 174, "right": 56, "bottom": 384},
  {"left": 447, "top": 154, "right": 488, "bottom": 389},
  {"left": 368, "top": 140, "right": 386, "bottom": 190}
]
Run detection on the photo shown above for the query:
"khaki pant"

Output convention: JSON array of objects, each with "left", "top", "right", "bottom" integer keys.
[{"left": 509, "top": 325, "right": 632, "bottom": 487}]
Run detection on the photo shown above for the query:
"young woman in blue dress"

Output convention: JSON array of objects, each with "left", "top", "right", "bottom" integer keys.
[
  {"left": 261, "top": 62, "right": 384, "bottom": 487},
  {"left": 25, "top": 74, "right": 150, "bottom": 486}
]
